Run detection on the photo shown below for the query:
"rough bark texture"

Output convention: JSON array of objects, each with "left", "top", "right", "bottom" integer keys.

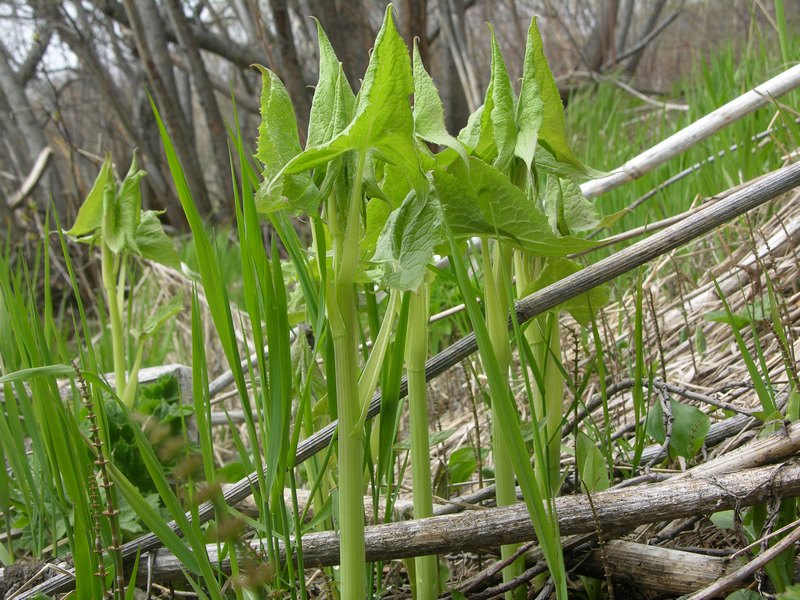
[
  {"left": 164, "top": 0, "right": 233, "bottom": 204},
  {"left": 575, "top": 540, "right": 746, "bottom": 595},
  {"left": 122, "top": 0, "right": 212, "bottom": 215}
]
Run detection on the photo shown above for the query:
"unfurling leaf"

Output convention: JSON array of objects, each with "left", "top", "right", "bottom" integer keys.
[
  {"left": 544, "top": 176, "right": 600, "bottom": 235},
  {"left": 525, "top": 17, "right": 591, "bottom": 176},
  {"left": 134, "top": 211, "right": 182, "bottom": 271},
  {"left": 67, "top": 155, "right": 114, "bottom": 239},
  {"left": 434, "top": 157, "right": 597, "bottom": 256},
  {"left": 373, "top": 190, "right": 442, "bottom": 292},
  {"left": 253, "top": 65, "right": 320, "bottom": 212},
  {"left": 412, "top": 40, "right": 468, "bottom": 164}
]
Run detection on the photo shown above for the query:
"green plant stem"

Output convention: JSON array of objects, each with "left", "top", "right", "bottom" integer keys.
[
  {"left": 483, "top": 240, "right": 524, "bottom": 599},
  {"left": 101, "top": 243, "right": 127, "bottom": 401},
  {"left": 331, "top": 150, "right": 367, "bottom": 598},
  {"left": 406, "top": 283, "right": 438, "bottom": 599}
]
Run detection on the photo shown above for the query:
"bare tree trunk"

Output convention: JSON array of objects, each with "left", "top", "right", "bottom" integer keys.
[
  {"left": 0, "top": 39, "right": 63, "bottom": 214},
  {"left": 584, "top": 0, "right": 618, "bottom": 72},
  {"left": 268, "top": 0, "right": 312, "bottom": 133},
  {"left": 33, "top": 1, "right": 176, "bottom": 222},
  {"left": 164, "top": 0, "right": 233, "bottom": 205},
  {"left": 622, "top": 0, "right": 668, "bottom": 78},
  {"left": 402, "top": 0, "right": 428, "bottom": 65},
  {"left": 310, "top": 0, "right": 375, "bottom": 91},
  {"left": 122, "top": 0, "right": 212, "bottom": 216}
]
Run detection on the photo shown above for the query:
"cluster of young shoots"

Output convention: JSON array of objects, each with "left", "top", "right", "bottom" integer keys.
[{"left": 255, "top": 6, "right": 606, "bottom": 598}]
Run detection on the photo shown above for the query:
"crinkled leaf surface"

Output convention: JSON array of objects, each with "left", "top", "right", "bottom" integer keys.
[
  {"left": 433, "top": 157, "right": 597, "bottom": 256},
  {"left": 373, "top": 190, "right": 442, "bottom": 292},
  {"left": 253, "top": 65, "right": 319, "bottom": 213},
  {"left": 544, "top": 176, "right": 600, "bottom": 235},
  {"left": 514, "top": 21, "right": 545, "bottom": 170},
  {"left": 412, "top": 41, "right": 468, "bottom": 164},
  {"left": 282, "top": 7, "right": 421, "bottom": 191},
  {"left": 487, "top": 28, "right": 516, "bottom": 171},
  {"left": 307, "top": 19, "right": 350, "bottom": 149},
  {"left": 520, "top": 256, "right": 607, "bottom": 324}
]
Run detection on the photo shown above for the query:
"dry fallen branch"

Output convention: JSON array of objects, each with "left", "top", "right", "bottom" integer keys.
[
  {"left": 580, "top": 63, "right": 800, "bottom": 198},
  {"left": 575, "top": 540, "right": 745, "bottom": 595},
  {"left": 11, "top": 461, "right": 796, "bottom": 593}
]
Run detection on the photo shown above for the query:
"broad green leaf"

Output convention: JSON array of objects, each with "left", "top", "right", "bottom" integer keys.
[
  {"left": 134, "top": 210, "right": 182, "bottom": 271},
  {"left": 412, "top": 40, "right": 467, "bottom": 164},
  {"left": 373, "top": 190, "right": 442, "bottom": 292},
  {"left": 457, "top": 104, "right": 484, "bottom": 152},
  {"left": 433, "top": 157, "right": 597, "bottom": 256},
  {"left": 253, "top": 65, "right": 319, "bottom": 212},
  {"left": 282, "top": 7, "right": 421, "bottom": 192},
  {"left": 526, "top": 18, "right": 591, "bottom": 177},
  {"left": 487, "top": 27, "right": 516, "bottom": 171},
  {"left": 104, "top": 153, "right": 145, "bottom": 254},
  {"left": 67, "top": 155, "right": 113, "bottom": 238},
  {"left": 346, "top": 6, "right": 418, "bottom": 182},
  {"left": 645, "top": 398, "right": 710, "bottom": 461},
  {"left": 576, "top": 432, "right": 608, "bottom": 492},
  {"left": 544, "top": 176, "right": 600, "bottom": 235},
  {"left": 534, "top": 144, "right": 606, "bottom": 179},
  {"left": 520, "top": 257, "right": 607, "bottom": 324}
]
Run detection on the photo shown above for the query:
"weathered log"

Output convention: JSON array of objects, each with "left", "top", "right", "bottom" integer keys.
[
  {"left": 575, "top": 541, "right": 745, "bottom": 595},
  {"left": 8, "top": 461, "right": 793, "bottom": 595}
]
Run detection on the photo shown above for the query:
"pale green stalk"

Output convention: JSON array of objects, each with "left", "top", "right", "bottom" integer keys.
[
  {"left": 483, "top": 239, "right": 524, "bottom": 598},
  {"left": 515, "top": 253, "right": 563, "bottom": 495},
  {"left": 101, "top": 242, "right": 127, "bottom": 399},
  {"left": 406, "top": 282, "right": 438, "bottom": 599},
  {"left": 330, "top": 149, "right": 368, "bottom": 598}
]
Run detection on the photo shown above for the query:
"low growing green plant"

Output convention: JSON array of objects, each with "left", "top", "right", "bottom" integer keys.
[{"left": 66, "top": 153, "right": 183, "bottom": 408}]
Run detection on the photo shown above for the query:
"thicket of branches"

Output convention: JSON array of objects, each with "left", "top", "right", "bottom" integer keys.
[{"left": 0, "top": 0, "right": 771, "bottom": 234}]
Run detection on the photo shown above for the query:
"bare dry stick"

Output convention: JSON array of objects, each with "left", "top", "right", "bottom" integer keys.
[
  {"left": 580, "top": 63, "right": 800, "bottom": 199},
  {"left": 7, "top": 146, "right": 52, "bottom": 209},
  {"left": 8, "top": 461, "right": 797, "bottom": 592},
  {"left": 20, "top": 161, "right": 800, "bottom": 599}
]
